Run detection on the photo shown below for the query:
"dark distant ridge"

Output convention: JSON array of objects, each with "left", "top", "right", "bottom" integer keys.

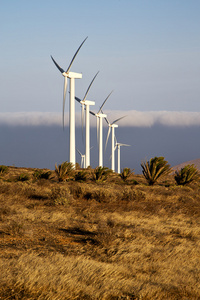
[{"left": 173, "top": 158, "right": 200, "bottom": 171}]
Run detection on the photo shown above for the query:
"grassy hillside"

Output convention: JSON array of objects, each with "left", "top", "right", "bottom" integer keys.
[{"left": 0, "top": 166, "right": 200, "bottom": 299}]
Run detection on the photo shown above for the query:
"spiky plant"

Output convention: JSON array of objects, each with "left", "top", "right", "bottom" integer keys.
[
  {"left": 33, "top": 170, "right": 52, "bottom": 180},
  {"left": 141, "top": 156, "right": 172, "bottom": 185},
  {"left": 174, "top": 164, "right": 199, "bottom": 186},
  {"left": 74, "top": 170, "right": 88, "bottom": 182},
  {"left": 55, "top": 161, "right": 74, "bottom": 182},
  {"left": 120, "top": 168, "right": 134, "bottom": 182},
  {"left": 92, "top": 166, "right": 112, "bottom": 182}
]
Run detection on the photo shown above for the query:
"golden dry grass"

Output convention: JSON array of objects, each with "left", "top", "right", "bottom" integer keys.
[{"left": 0, "top": 167, "right": 200, "bottom": 299}]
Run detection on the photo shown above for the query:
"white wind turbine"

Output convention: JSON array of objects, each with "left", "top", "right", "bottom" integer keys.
[
  {"left": 76, "top": 149, "right": 86, "bottom": 169},
  {"left": 105, "top": 116, "right": 126, "bottom": 172},
  {"left": 90, "top": 91, "right": 113, "bottom": 167},
  {"left": 114, "top": 136, "right": 130, "bottom": 174},
  {"left": 75, "top": 72, "right": 99, "bottom": 168},
  {"left": 51, "top": 37, "right": 88, "bottom": 166}
]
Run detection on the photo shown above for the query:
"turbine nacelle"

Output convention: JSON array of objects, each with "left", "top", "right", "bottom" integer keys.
[
  {"left": 81, "top": 100, "right": 95, "bottom": 106},
  {"left": 109, "top": 123, "right": 118, "bottom": 128},
  {"left": 96, "top": 113, "right": 107, "bottom": 118},
  {"left": 67, "top": 72, "right": 82, "bottom": 79}
]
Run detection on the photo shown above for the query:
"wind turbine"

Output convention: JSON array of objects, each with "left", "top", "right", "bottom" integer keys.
[
  {"left": 51, "top": 37, "right": 88, "bottom": 166},
  {"left": 114, "top": 136, "right": 130, "bottom": 174},
  {"left": 90, "top": 91, "right": 113, "bottom": 167},
  {"left": 76, "top": 149, "right": 86, "bottom": 169},
  {"left": 75, "top": 72, "right": 99, "bottom": 168},
  {"left": 105, "top": 116, "right": 126, "bottom": 172}
]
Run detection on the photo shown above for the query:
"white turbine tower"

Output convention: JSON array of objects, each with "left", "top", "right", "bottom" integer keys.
[
  {"left": 90, "top": 91, "right": 113, "bottom": 167},
  {"left": 75, "top": 72, "right": 99, "bottom": 168},
  {"left": 114, "top": 136, "right": 130, "bottom": 174},
  {"left": 76, "top": 149, "right": 86, "bottom": 169},
  {"left": 51, "top": 37, "right": 88, "bottom": 166},
  {"left": 105, "top": 116, "right": 126, "bottom": 172}
]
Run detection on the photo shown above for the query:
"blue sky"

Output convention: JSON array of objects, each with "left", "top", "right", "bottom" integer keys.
[
  {"left": 1, "top": 0, "right": 200, "bottom": 113},
  {"left": 1, "top": 1, "right": 200, "bottom": 170}
]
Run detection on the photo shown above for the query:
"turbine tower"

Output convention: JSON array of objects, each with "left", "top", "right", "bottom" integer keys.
[
  {"left": 51, "top": 37, "right": 88, "bottom": 166},
  {"left": 76, "top": 149, "right": 86, "bottom": 169},
  {"left": 105, "top": 116, "right": 126, "bottom": 172},
  {"left": 75, "top": 72, "right": 99, "bottom": 168},
  {"left": 90, "top": 91, "right": 113, "bottom": 167},
  {"left": 114, "top": 136, "right": 130, "bottom": 174}
]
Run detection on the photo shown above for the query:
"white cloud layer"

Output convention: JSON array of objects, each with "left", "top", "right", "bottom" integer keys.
[{"left": 0, "top": 111, "right": 200, "bottom": 127}]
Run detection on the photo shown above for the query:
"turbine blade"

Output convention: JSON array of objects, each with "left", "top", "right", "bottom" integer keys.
[
  {"left": 98, "top": 90, "right": 113, "bottom": 114},
  {"left": 51, "top": 56, "right": 65, "bottom": 73},
  {"left": 105, "top": 127, "right": 111, "bottom": 151},
  {"left": 120, "top": 143, "right": 131, "bottom": 147},
  {"left": 112, "top": 115, "right": 126, "bottom": 125},
  {"left": 75, "top": 96, "right": 81, "bottom": 103},
  {"left": 63, "top": 77, "right": 68, "bottom": 129},
  {"left": 114, "top": 135, "right": 117, "bottom": 145},
  {"left": 83, "top": 71, "right": 99, "bottom": 101},
  {"left": 89, "top": 110, "right": 96, "bottom": 116},
  {"left": 76, "top": 148, "right": 82, "bottom": 156},
  {"left": 104, "top": 116, "right": 110, "bottom": 125},
  {"left": 66, "top": 37, "right": 88, "bottom": 73}
]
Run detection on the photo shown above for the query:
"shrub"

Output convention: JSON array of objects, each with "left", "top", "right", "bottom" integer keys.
[
  {"left": 92, "top": 167, "right": 112, "bottom": 182},
  {"left": 120, "top": 168, "right": 134, "bottom": 182},
  {"left": 141, "top": 156, "right": 172, "bottom": 185},
  {"left": 74, "top": 171, "right": 87, "bottom": 182},
  {"left": 0, "top": 165, "right": 8, "bottom": 175},
  {"left": 50, "top": 187, "right": 71, "bottom": 205},
  {"left": 55, "top": 161, "right": 74, "bottom": 182},
  {"left": 174, "top": 164, "right": 199, "bottom": 186},
  {"left": 16, "top": 173, "right": 30, "bottom": 182},
  {"left": 33, "top": 170, "right": 52, "bottom": 180}
]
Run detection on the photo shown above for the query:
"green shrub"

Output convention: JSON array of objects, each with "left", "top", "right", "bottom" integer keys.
[
  {"left": 55, "top": 161, "right": 74, "bottom": 182},
  {"left": 174, "top": 164, "right": 199, "bottom": 186},
  {"left": 92, "top": 167, "right": 112, "bottom": 182},
  {"left": 33, "top": 170, "right": 52, "bottom": 180},
  {"left": 120, "top": 168, "right": 134, "bottom": 182},
  {"left": 74, "top": 171, "right": 87, "bottom": 182},
  {"left": 0, "top": 165, "right": 8, "bottom": 174},
  {"left": 17, "top": 174, "right": 30, "bottom": 182},
  {"left": 141, "top": 156, "right": 172, "bottom": 185}
]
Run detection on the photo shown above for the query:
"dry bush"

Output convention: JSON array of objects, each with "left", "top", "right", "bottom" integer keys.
[{"left": 50, "top": 186, "right": 72, "bottom": 205}]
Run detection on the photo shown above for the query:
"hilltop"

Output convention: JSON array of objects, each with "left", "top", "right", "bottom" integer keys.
[
  {"left": 173, "top": 158, "right": 200, "bottom": 171},
  {"left": 0, "top": 166, "right": 200, "bottom": 299}
]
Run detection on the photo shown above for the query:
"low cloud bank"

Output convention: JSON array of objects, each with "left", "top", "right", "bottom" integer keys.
[{"left": 0, "top": 111, "right": 200, "bottom": 127}]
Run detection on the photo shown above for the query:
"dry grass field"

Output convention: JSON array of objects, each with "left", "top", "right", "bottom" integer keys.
[{"left": 0, "top": 166, "right": 200, "bottom": 299}]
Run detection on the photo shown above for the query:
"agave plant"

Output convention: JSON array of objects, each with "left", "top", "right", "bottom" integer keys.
[
  {"left": 120, "top": 168, "right": 134, "bottom": 182},
  {"left": 55, "top": 161, "right": 74, "bottom": 182},
  {"left": 174, "top": 164, "right": 199, "bottom": 186},
  {"left": 92, "top": 166, "right": 112, "bottom": 182},
  {"left": 141, "top": 156, "right": 172, "bottom": 185}
]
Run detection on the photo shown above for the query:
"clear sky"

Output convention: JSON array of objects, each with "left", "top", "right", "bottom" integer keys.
[
  {"left": 1, "top": 0, "right": 200, "bottom": 113},
  {"left": 1, "top": 0, "right": 200, "bottom": 171}
]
